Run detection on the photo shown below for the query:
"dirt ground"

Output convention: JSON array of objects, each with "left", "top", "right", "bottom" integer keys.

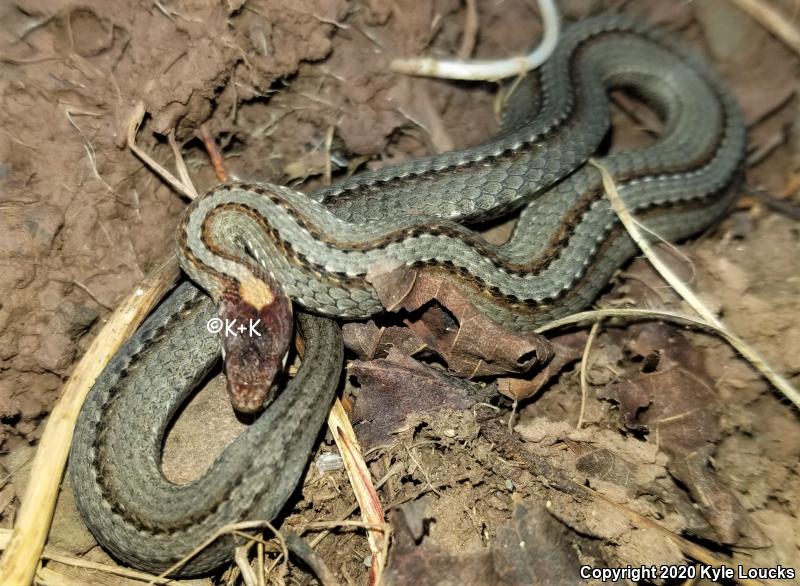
[{"left": 0, "top": 0, "right": 798, "bottom": 584}]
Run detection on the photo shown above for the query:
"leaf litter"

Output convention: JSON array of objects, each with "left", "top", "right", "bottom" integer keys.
[{"left": 1, "top": 0, "right": 799, "bottom": 583}]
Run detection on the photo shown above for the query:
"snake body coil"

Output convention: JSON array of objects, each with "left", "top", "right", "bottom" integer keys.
[
  {"left": 71, "top": 15, "right": 746, "bottom": 575},
  {"left": 179, "top": 15, "right": 744, "bottom": 331}
]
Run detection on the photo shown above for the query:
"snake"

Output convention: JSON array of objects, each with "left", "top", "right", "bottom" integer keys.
[{"left": 70, "top": 14, "right": 746, "bottom": 576}]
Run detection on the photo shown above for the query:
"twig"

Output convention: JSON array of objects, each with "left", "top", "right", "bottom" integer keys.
[
  {"left": 71, "top": 279, "right": 114, "bottom": 311},
  {"left": 257, "top": 541, "right": 265, "bottom": 586},
  {"left": 743, "top": 184, "right": 800, "bottom": 221},
  {"left": 305, "top": 467, "right": 400, "bottom": 550},
  {"left": 153, "top": 0, "right": 177, "bottom": 22},
  {"left": 303, "top": 520, "right": 389, "bottom": 533},
  {"left": 457, "top": 0, "right": 479, "bottom": 59},
  {"left": 0, "top": 54, "right": 58, "bottom": 65},
  {"left": 727, "top": 0, "right": 800, "bottom": 55},
  {"left": 588, "top": 159, "right": 799, "bottom": 408},
  {"left": 285, "top": 533, "right": 340, "bottom": 586},
  {"left": 233, "top": 531, "right": 288, "bottom": 581},
  {"left": 198, "top": 124, "right": 230, "bottom": 182},
  {"left": 1, "top": 127, "right": 37, "bottom": 150},
  {"left": 0, "top": 452, "right": 35, "bottom": 492},
  {"left": 391, "top": 0, "right": 560, "bottom": 80},
  {"left": 234, "top": 545, "right": 258, "bottom": 586},
  {"left": 746, "top": 127, "right": 787, "bottom": 166},
  {"left": 0, "top": 257, "right": 181, "bottom": 586},
  {"left": 610, "top": 92, "right": 662, "bottom": 135}
]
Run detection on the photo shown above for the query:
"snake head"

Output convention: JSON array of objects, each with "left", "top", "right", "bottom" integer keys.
[{"left": 217, "top": 274, "right": 294, "bottom": 413}]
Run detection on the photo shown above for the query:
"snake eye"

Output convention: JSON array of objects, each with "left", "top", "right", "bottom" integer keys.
[{"left": 242, "top": 240, "right": 258, "bottom": 263}]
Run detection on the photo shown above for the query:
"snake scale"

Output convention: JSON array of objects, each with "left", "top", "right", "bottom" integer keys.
[{"left": 70, "top": 14, "right": 746, "bottom": 576}]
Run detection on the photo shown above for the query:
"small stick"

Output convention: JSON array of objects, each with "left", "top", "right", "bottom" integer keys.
[
  {"left": 198, "top": 124, "right": 230, "bottom": 182},
  {"left": 256, "top": 541, "right": 265, "bottom": 586},
  {"left": 743, "top": 185, "right": 800, "bottom": 221},
  {"left": 305, "top": 466, "right": 401, "bottom": 549},
  {"left": 391, "top": 0, "right": 560, "bottom": 80},
  {"left": 234, "top": 545, "right": 258, "bottom": 586},
  {"left": 167, "top": 131, "right": 197, "bottom": 199},
  {"left": 0, "top": 529, "right": 173, "bottom": 585},
  {"left": 746, "top": 127, "right": 787, "bottom": 167}
]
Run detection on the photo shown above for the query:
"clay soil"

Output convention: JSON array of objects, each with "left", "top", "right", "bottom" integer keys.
[{"left": 0, "top": 0, "right": 798, "bottom": 584}]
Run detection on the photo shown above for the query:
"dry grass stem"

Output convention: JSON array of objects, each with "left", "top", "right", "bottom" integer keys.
[
  {"left": 234, "top": 545, "right": 257, "bottom": 586},
  {"left": 166, "top": 130, "right": 198, "bottom": 199},
  {"left": 578, "top": 321, "right": 601, "bottom": 429},
  {"left": 0, "top": 529, "right": 174, "bottom": 585},
  {"left": 306, "top": 465, "right": 400, "bottom": 550},
  {"left": 150, "top": 520, "right": 286, "bottom": 583},
  {"left": 256, "top": 542, "right": 265, "bottom": 586},
  {"left": 126, "top": 102, "right": 197, "bottom": 200},
  {"left": 727, "top": 0, "right": 800, "bottom": 55},
  {"left": 0, "top": 100, "right": 207, "bottom": 584},
  {"left": 588, "top": 159, "right": 799, "bottom": 408},
  {"left": 327, "top": 399, "right": 389, "bottom": 583}
]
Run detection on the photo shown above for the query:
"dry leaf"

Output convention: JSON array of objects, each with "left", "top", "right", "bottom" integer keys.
[
  {"left": 342, "top": 321, "right": 427, "bottom": 360},
  {"left": 349, "top": 348, "right": 480, "bottom": 448},
  {"left": 366, "top": 263, "right": 552, "bottom": 378},
  {"left": 497, "top": 331, "right": 587, "bottom": 401},
  {"left": 492, "top": 503, "right": 584, "bottom": 585},
  {"left": 601, "top": 366, "right": 768, "bottom": 547}
]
